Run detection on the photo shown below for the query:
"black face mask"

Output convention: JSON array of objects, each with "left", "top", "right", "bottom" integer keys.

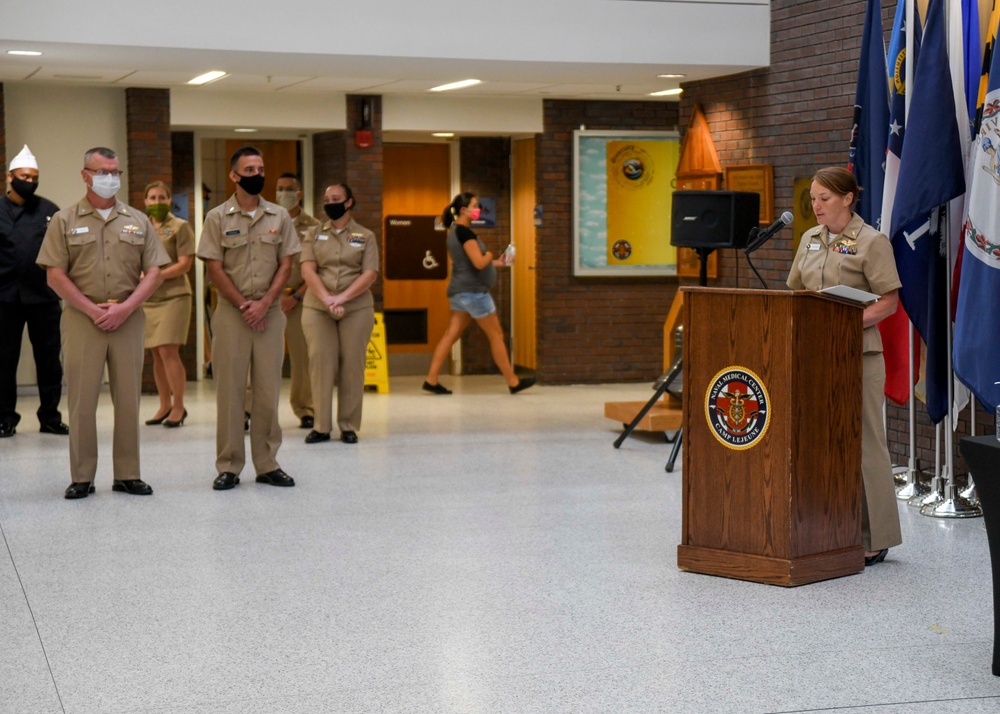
[
  {"left": 11, "top": 177, "right": 38, "bottom": 199},
  {"left": 324, "top": 201, "right": 349, "bottom": 221},
  {"left": 237, "top": 174, "right": 265, "bottom": 196}
]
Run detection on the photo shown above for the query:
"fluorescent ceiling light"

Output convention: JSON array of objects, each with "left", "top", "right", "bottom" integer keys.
[
  {"left": 657, "top": 73, "right": 685, "bottom": 78},
  {"left": 188, "top": 70, "right": 228, "bottom": 85},
  {"left": 234, "top": 128, "right": 258, "bottom": 133},
  {"left": 649, "top": 88, "right": 683, "bottom": 97},
  {"left": 7, "top": 50, "right": 42, "bottom": 56},
  {"left": 429, "top": 79, "right": 481, "bottom": 92},
  {"left": 432, "top": 132, "right": 455, "bottom": 137}
]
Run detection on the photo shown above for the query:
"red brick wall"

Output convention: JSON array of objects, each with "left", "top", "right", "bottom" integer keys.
[
  {"left": 535, "top": 99, "right": 680, "bottom": 384},
  {"left": 676, "top": 0, "right": 995, "bottom": 474},
  {"left": 458, "top": 136, "right": 513, "bottom": 373},
  {"left": 125, "top": 88, "right": 171, "bottom": 210}
]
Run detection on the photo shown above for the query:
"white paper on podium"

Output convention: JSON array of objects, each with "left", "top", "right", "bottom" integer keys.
[{"left": 818, "top": 285, "right": 880, "bottom": 304}]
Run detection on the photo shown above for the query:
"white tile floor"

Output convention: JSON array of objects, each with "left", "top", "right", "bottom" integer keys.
[{"left": 1, "top": 375, "right": 999, "bottom": 713}]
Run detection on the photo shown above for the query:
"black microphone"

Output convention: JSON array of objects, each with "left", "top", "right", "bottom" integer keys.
[{"left": 746, "top": 211, "right": 793, "bottom": 253}]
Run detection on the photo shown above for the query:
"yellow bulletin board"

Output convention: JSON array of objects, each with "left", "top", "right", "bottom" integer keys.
[{"left": 574, "top": 130, "right": 681, "bottom": 276}]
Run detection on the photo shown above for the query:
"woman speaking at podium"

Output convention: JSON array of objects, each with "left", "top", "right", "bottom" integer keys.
[{"left": 786, "top": 167, "right": 902, "bottom": 567}]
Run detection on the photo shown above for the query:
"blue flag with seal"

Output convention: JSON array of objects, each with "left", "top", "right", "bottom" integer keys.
[
  {"left": 955, "top": 10, "right": 1000, "bottom": 413},
  {"left": 889, "top": 0, "right": 966, "bottom": 424}
]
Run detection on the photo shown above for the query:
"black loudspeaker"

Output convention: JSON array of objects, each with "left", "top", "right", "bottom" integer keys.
[{"left": 670, "top": 191, "right": 761, "bottom": 249}]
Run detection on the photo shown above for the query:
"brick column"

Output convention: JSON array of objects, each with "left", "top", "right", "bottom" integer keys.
[{"left": 125, "top": 88, "right": 171, "bottom": 209}]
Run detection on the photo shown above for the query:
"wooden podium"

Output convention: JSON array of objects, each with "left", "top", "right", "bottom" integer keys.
[{"left": 676, "top": 287, "right": 866, "bottom": 586}]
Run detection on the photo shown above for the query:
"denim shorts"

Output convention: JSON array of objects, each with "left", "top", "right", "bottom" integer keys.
[{"left": 449, "top": 291, "right": 496, "bottom": 319}]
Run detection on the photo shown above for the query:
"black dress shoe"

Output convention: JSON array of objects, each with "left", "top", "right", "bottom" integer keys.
[
  {"left": 163, "top": 409, "right": 187, "bottom": 428},
  {"left": 864, "top": 548, "right": 889, "bottom": 566},
  {"left": 112, "top": 479, "right": 153, "bottom": 495},
  {"left": 213, "top": 472, "right": 240, "bottom": 491},
  {"left": 0, "top": 422, "right": 15, "bottom": 438},
  {"left": 244, "top": 412, "right": 250, "bottom": 431},
  {"left": 509, "top": 376, "right": 536, "bottom": 394},
  {"left": 300, "top": 415, "right": 314, "bottom": 429},
  {"left": 64, "top": 482, "right": 95, "bottom": 499},
  {"left": 340, "top": 430, "right": 358, "bottom": 444},
  {"left": 145, "top": 412, "right": 169, "bottom": 425},
  {"left": 256, "top": 469, "right": 295, "bottom": 487},
  {"left": 305, "top": 430, "right": 330, "bottom": 444},
  {"left": 422, "top": 381, "right": 452, "bottom": 395},
  {"left": 40, "top": 421, "right": 69, "bottom": 435}
]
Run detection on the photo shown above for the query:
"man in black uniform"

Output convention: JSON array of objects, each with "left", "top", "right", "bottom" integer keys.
[{"left": 0, "top": 145, "right": 67, "bottom": 437}]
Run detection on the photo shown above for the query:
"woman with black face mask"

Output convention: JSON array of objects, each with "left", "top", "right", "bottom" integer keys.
[{"left": 299, "top": 183, "right": 379, "bottom": 445}]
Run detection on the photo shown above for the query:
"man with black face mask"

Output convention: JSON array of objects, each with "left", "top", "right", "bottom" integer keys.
[
  {"left": 197, "top": 146, "right": 300, "bottom": 492},
  {"left": 0, "top": 145, "right": 67, "bottom": 437}
]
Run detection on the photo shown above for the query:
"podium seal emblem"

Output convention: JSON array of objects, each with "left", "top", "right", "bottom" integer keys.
[{"left": 705, "top": 366, "right": 770, "bottom": 450}]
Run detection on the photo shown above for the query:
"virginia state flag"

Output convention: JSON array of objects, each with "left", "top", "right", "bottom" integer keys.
[
  {"left": 955, "top": 10, "right": 1000, "bottom": 413},
  {"left": 878, "top": 0, "right": 921, "bottom": 406},
  {"left": 889, "top": 0, "right": 966, "bottom": 424}
]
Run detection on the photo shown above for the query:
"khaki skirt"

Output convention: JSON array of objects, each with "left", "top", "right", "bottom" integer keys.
[{"left": 143, "top": 295, "right": 192, "bottom": 348}]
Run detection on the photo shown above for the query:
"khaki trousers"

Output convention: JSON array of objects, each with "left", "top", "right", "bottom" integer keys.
[
  {"left": 302, "top": 304, "right": 374, "bottom": 434},
  {"left": 212, "top": 300, "right": 286, "bottom": 475},
  {"left": 861, "top": 352, "right": 903, "bottom": 551},
  {"left": 285, "top": 301, "right": 313, "bottom": 419},
  {"left": 62, "top": 306, "right": 144, "bottom": 484}
]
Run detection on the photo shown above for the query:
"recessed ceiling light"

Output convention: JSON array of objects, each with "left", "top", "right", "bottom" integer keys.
[
  {"left": 188, "top": 70, "right": 228, "bottom": 85},
  {"left": 429, "top": 79, "right": 481, "bottom": 92},
  {"left": 234, "top": 128, "right": 258, "bottom": 133},
  {"left": 432, "top": 132, "right": 455, "bottom": 137},
  {"left": 657, "top": 73, "right": 685, "bottom": 79},
  {"left": 649, "top": 88, "right": 683, "bottom": 97},
  {"left": 7, "top": 50, "right": 42, "bottom": 56}
]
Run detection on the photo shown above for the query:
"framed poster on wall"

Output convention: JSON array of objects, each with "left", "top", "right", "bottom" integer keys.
[
  {"left": 724, "top": 164, "right": 774, "bottom": 225},
  {"left": 573, "top": 130, "right": 681, "bottom": 277}
]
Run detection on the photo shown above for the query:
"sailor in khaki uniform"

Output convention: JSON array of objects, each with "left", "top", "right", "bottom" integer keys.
[
  {"left": 275, "top": 173, "right": 321, "bottom": 429},
  {"left": 300, "top": 183, "right": 379, "bottom": 445},
  {"left": 787, "top": 167, "right": 902, "bottom": 564},
  {"left": 36, "top": 147, "right": 169, "bottom": 499},
  {"left": 197, "top": 146, "right": 300, "bottom": 491}
]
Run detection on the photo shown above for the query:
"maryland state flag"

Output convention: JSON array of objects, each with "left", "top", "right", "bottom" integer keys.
[{"left": 954, "top": 6, "right": 1000, "bottom": 413}]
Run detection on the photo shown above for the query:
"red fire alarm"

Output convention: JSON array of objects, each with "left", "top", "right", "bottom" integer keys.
[{"left": 355, "top": 129, "right": 373, "bottom": 148}]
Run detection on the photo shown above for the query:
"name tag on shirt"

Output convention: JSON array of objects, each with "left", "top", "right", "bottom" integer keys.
[
  {"left": 70, "top": 227, "right": 89, "bottom": 235},
  {"left": 225, "top": 229, "right": 241, "bottom": 236},
  {"left": 316, "top": 234, "right": 329, "bottom": 241},
  {"left": 807, "top": 242, "right": 821, "bottom": 251}
]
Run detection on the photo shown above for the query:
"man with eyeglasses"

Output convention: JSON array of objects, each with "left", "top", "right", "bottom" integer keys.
[
  {"left": 36, "top": 147, "right": 169, "bottom": 500},
  {"left": 198, "top": 146, "right": 300, "bottom": 491},
  {"left": 274, "top": 172, "right": 320, "bottom": 430},
  {"left": 0, "top": 145, "right": 68, "bottom": 438}
]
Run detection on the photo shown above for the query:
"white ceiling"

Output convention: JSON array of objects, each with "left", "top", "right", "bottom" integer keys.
[{"left": 0, "top": 41, "right": 753, "bottom": 102}]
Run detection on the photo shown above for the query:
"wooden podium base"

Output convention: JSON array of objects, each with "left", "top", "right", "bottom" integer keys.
[
  {"left": 603, "top": 400, "right": 682, "bottom": 432},
  {"left": 677, "top": 544, "right": 865, "bottom": 587}
]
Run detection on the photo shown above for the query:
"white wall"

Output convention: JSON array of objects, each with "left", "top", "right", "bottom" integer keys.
[
  {"left": 171, "top": 89, "right": 346, "bottom": 131},
  {"left": 4, "top": 84, "right": 128, "bottom": 210},
  {"left": 383, "top": 96, "right": 542, "bottom": 134}
]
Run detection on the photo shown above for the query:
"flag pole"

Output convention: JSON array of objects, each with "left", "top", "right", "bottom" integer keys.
[
  {"left": 923, "top": 206, "right": 981, "bottom": 517},
  {"left": 960, "top": 405, "right": 979, "bottom": 503}
]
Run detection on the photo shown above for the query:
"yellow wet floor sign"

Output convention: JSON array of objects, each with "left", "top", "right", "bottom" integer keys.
[{"left": 365, "top": 312, "right": 389, "bottom": 393}]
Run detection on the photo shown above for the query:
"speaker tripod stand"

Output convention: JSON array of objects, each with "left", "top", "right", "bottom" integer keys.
[{"left": 611, "top": 247, "right": 712, "bottom": 472}]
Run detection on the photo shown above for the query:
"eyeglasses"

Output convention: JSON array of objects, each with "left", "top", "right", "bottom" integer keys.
[{"left": 83, "top": 168, "right": 124, "bottom": 178}]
